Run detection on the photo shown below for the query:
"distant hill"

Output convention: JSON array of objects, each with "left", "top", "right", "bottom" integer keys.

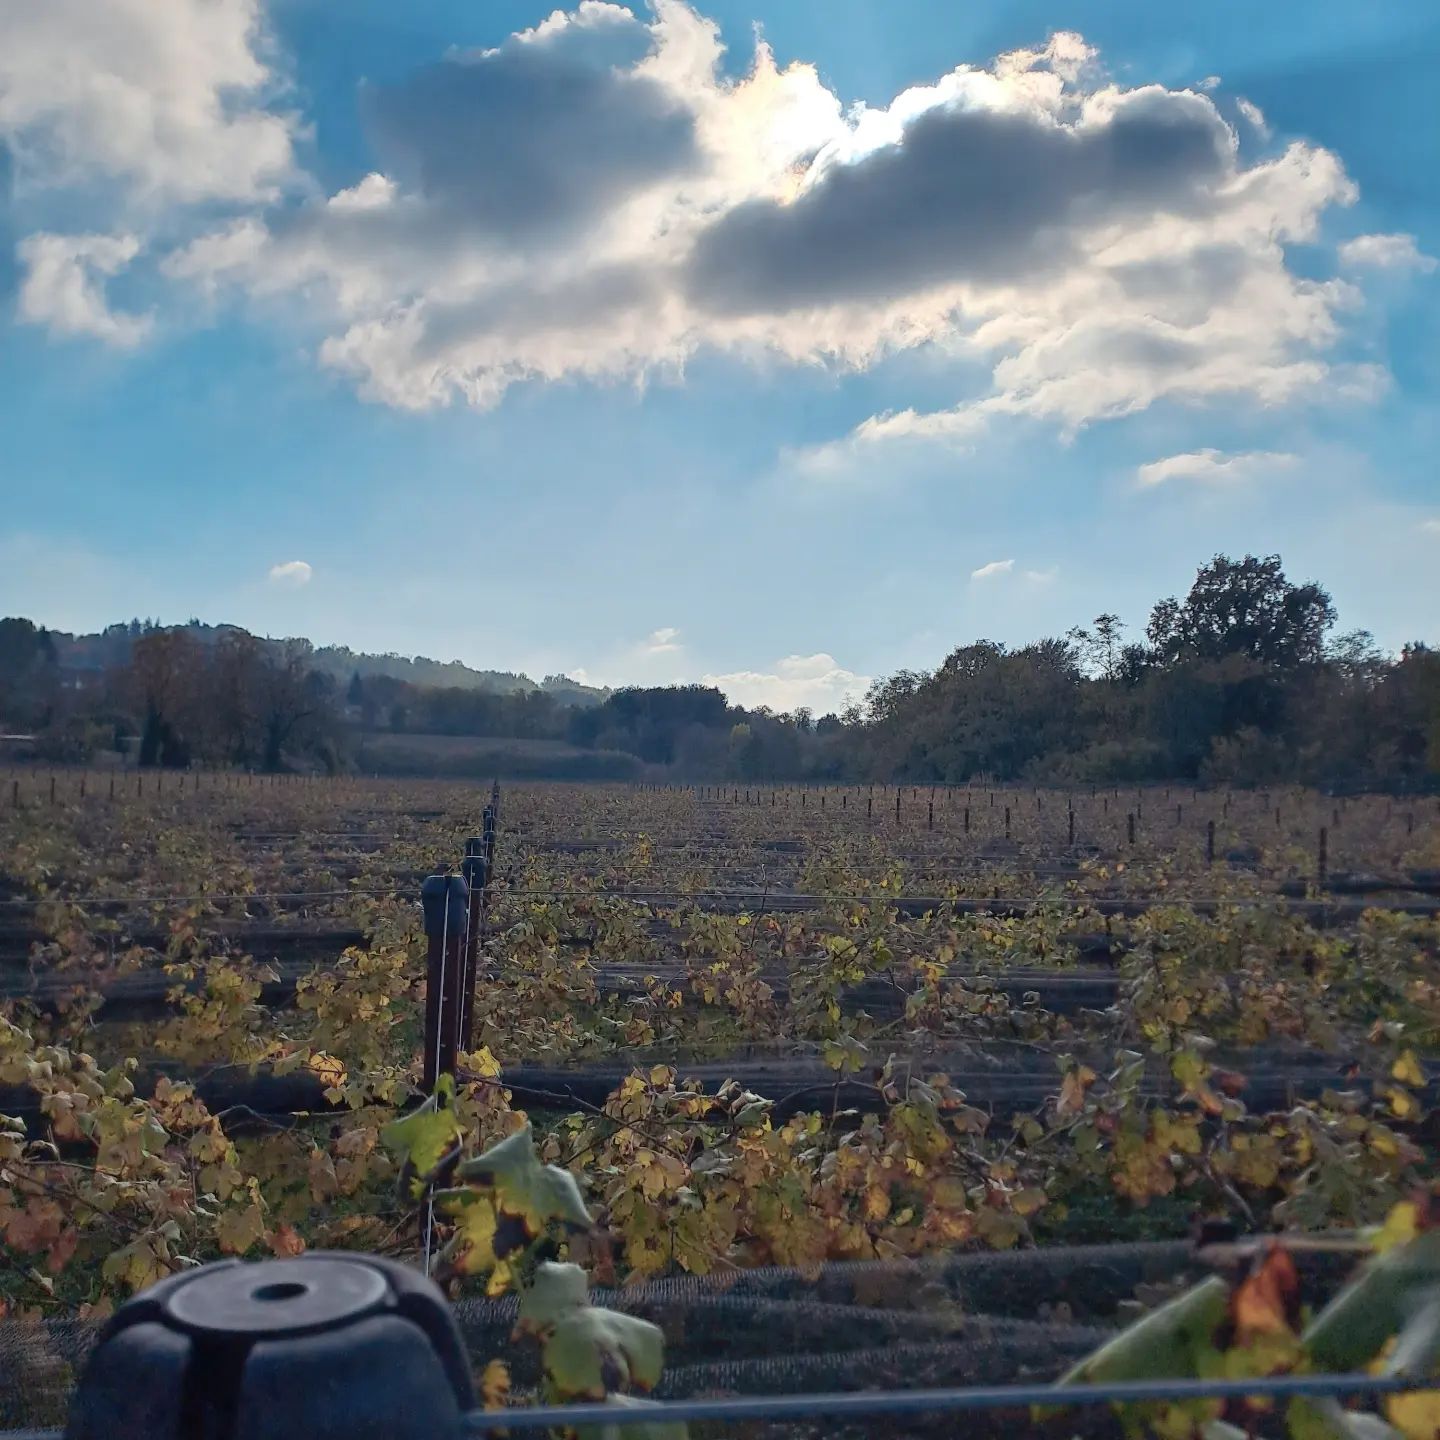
[{"left": 41, "top": 620, "right": 610, "bottom": 707}]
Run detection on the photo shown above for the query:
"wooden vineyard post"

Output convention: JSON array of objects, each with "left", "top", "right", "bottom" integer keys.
[
  {"left": 49, "top": 775, "right": 56, "bottom": 805},
  {"left": 421, "top": 871, "right": 469, "bottom": 1092},
  {"left": 1067, "top": 809, "right": 1075, "bottom": 846},
  {"left": 927, "top": 799, "right": 934, "bottom": 830},
  {"left": 459, "top": 831, "right": 490, "bottom": 1054},
  {"left": 1004, "top": 805, "right": 1011, "bottom": 840},
  {"left": 964, "top": 806, "right": 970, "bottom": 834},
  {"left": 1206, "top": 820, "right": 1215, "bottom": 866},
  {"left": 895, "top": 793, "right": 901, "bottom": 824},
  {"left": 1127, "top": 812, "right": 1136, "bottom": 846},
  {"left": 1318, "top": 826, "right": 1328, "bottom": 889}
]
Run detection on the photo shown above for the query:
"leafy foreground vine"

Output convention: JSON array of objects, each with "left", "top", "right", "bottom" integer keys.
[
  {"left": 1051, "top": 1194, "right": 1440, "bottom": 1440},
  {"left": 382, "top": 1092, "right": 683, "bottom": 1436}
]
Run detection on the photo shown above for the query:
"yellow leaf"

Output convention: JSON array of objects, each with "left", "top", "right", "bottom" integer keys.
[
  {"left": 1373, "top": 1201, "right": 1421, "bottom": 1255},
  {"left": 1386, "top": 1388, "right": 1440, "bottom": 1439},
  {"left": 380, "top": 1075, "right": 465, "bottom": 1195},
  {"left": 480, "top": 1359, "right": 511, "bottom": 1410},
  {"left": 1010, "top": 1187, "right": 1048, "bottom": 1218},
  {"left": 1386, "top": 1087, "right": 1419, "bottom": 1120},
  {"left": 308, "top": 1052, "right": 347, "bottom": 1088},
  {"left": 464, "top": 1046, "right": 501, "bottom": 1079},
  {"left": 1231, "top": 1245, "right": 1299, "bottom": 1345},
  {"left": 1393, "top": 1052, "right": 1426, "bottom": 1087},
  {"left": 216, "top": 1201, "right": 267, "bottom": 1256},
  {"left": 1056, "top": 1066, "right": 1097, "bottom": 1118},
  {"left": 441, "top": 1194, "right": 499, "bottom": 1275}
]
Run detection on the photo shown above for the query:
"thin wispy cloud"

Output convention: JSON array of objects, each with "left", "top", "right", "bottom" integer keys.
[
  {"left": 267, "top": 560, "right": 313, "bottom": 587},
  {"left": 1136, "top": 449, "right": 1299, "bottom": 488},
  {"left": 971, "top": 559, "right": 1015, "bottom": 581},
  {"left": 644, "top": 626, "right": 682, "bottom": 655},
  {"left": 1339, "top": 233, "right": 1437, "bottom": 273}
]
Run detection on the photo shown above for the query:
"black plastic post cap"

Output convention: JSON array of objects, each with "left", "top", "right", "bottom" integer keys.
[
  {"left": 66, "top": 1253, "right": 475, "bottom": 1440},
  {"left": 420, "top": 873, "right": 469, "bottom": 937}
]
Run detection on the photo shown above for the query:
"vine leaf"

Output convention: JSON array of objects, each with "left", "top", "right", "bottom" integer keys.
[
  {"left": 516, "top": 1260, "right": 590, "bottom": 1336},
  {"left": 216, "top": 1199, "right": 267, "bottom": 1255},
  {"left": 452, "top": 1123, "right": 592, "bottom": 1258},
  {"left": 1231, "top": 1243, "right": 1301, "bottom": 1344},
  {"left": 479, "top": 1358, "right": 511, "bottom": 1410},
  {"left": 544, "top": 1307, "right": 666, "bottom": 1402},
  {"left": 440, "top": 1194, "right": 501, "bottom": 1279},
  {"left": 1041, "top": 1276, "right": 1229, "bottom": 1418},
  {"left": 1304, "top": 1228, "right": 1440, "bottom": 1373},
  {"left": 1385, "top": 1388, "right": 1440, "bottom": 1440},
  {"left": 380, "top": 1073, "right": 464, "bottom": 1197}
]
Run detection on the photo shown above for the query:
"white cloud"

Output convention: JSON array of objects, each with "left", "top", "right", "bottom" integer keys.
[
  {"left": 0, "top": 0, "right": 295, "bottom": 207},
  {"left": 702, "top": 653, "right": 869, "bottom": 713},
  {"left": 267, "top": 560, "right": 313, "bottom": 587},
  {"left": 644, "top": 626, "right": 682, "bottom": 654},
  {"left": 8, "top": 2, "right": 1385, "bottom": 453},
  {"left": 1235, "top": 98, "right": 1269, "bottom": 138},
  {"left": 1023, "top": 567, "right": 1059, "bottom": 584},
  {"left": 1424, "top": 520, "right": 1440, "bottom": 536},
  {"left": 1338, "top": 233, "right": 1437, "bottom": 274},
  {"left": 970, "top": 559, "right": 1015, "bottom": 581},
  {"left": 17, "top": 233, "right": 153, "bottom": 346},
  {"left": 146, "top": 10, "right": 1367, "bottom": 439},
  {"left": 1136, "top": 448, "right": 1299, "bottom": 488}
]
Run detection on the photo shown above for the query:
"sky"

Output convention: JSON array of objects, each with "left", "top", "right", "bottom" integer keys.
[{"left": 1, "top": 0, "right": 1437, "bottom": 715}]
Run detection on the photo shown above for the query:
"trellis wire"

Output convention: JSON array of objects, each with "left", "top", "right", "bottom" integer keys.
[
  {"left": 459, "top": 1371, "right": 1433, "bottom": 1433},
  {"left": 0, "top": 1367, "right": 1429, "bottom": 1440}
]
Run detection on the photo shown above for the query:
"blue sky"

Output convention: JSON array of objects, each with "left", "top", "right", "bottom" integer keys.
[{"left": 1, "top": 0, "right": 1436, "bottom": 713}]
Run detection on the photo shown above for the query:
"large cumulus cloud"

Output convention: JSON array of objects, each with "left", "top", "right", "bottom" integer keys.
[
  {"left": 12, "top": 0, "right": 1386, "bottom": 440},
  {"left": 686, "top": 85, "right": 1236, "bottom": 314}
]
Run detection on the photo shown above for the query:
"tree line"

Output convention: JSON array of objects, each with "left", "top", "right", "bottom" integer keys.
[{"left": 2, "top": 554, "right": 1436, "bottom": 788}]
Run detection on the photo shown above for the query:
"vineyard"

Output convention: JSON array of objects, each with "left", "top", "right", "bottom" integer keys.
[{"left": 2, "top": 772, "right": 1440, "bottom": 1436}]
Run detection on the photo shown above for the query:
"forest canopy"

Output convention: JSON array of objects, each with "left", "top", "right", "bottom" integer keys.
[{"left": 2, "top": 554, "right": 1436, "bottom": 789}]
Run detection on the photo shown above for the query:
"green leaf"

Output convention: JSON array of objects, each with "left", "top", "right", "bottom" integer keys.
[
  {"left": 1304, "top": 1233, "right": 1440, "bottom": 1373},
  {"left": 1381, "top": 1294, "right": 1440, "bottom": 1380},
  {"left": 381, "top": 1074, "right": 464, "bottom": 1197},
  {"left": 455, "top": 1123, "right": 593, "bottom": 1251},
  {"left": 1041, "top": 1276, "right": 1229, "bottom": 1420},
  {"left": 543, "top": 1306, "right": 666, "bottom": 1402},
  {"left": 517, "top": 1260, "right": 589, "bottom": 1335}
]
